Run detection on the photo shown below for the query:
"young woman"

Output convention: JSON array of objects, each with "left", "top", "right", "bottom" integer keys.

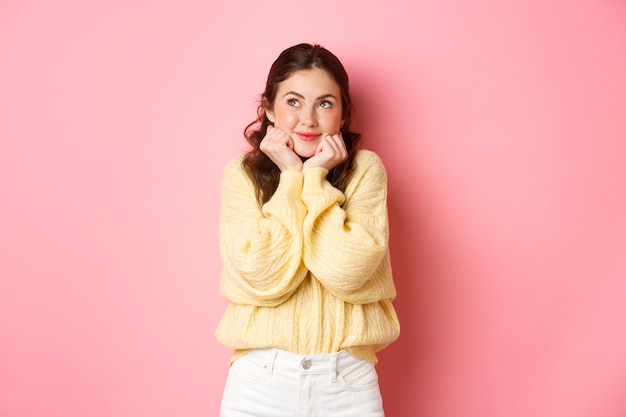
[{"left": 216, "top": 43, "right": 400, "bottom": 417}]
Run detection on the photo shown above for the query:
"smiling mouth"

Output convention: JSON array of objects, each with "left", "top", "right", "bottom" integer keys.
[{"left": 295, "top": 133, "right": 321, "bottom": 142}]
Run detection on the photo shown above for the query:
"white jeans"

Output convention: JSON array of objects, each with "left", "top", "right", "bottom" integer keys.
[{"left": 220, "top": 348, "right": 385, "bottom": 417}]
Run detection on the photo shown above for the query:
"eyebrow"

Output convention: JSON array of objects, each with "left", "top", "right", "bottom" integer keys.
[{"left": 283, "top": 91, "right": 338, "bottom": 101}]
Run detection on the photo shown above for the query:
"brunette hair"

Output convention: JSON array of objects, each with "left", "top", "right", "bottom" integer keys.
[{"left": 242, "top": 43, "right": 362, "bottom": 205}]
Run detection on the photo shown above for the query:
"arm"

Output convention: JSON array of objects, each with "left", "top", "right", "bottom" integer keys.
[
  {"left": 301, "top": 151, "right": 390, "bottom": 302},
  {"left": 219, "top": 158, "right": 308, "bottom": 306}
]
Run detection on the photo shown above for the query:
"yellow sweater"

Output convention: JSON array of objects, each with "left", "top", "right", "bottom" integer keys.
[{"left": 215, "top": 149, "right": 400, "bottom": 363}]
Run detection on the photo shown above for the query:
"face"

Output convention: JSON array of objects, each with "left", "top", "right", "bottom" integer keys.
[{"left": 266, "top": 68, "right": 343, "bottom": 158}]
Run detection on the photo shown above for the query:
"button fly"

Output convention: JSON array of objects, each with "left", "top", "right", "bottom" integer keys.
[{"left": 301, "top": 360, "right": 312, "bottom": 370}]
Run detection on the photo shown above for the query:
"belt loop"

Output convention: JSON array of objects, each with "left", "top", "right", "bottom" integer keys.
[
  {"left": 330, "top": 353, "right": 338, "bottom": 383},
  {"left": 265, "top": 349, "right": 278, "bottom": 376}
]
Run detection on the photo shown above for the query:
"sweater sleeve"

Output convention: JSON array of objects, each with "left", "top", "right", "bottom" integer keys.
[
  {"left": 300, "top": 151, "right": 390, "bottom": 303},
  {"left": 218, "top": 158, "right": 308, "bottom": 306}
]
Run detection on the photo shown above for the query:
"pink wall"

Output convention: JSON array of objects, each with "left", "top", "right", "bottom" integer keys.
[{"left": 1, "top": 1, "right": 625, "bottom": 416}]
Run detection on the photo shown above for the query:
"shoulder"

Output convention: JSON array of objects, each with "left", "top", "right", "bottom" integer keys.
[
  {"left": 224, "top": 155, "right": 245, "bottom": 171},
  {"left": 344, "top": 149, "right": 388, "bottom": 195},
  {"left": 355, "top": 149, "right": 384, "bottom": 166},
  {"left": 221, "top": 155, "right": 250, "bottom": 185},
  {"left": 222, "top": 155, "right": 246, "bottom": 177},
  {"left": 353, "top": 149, "right": 387, "bottom": 176}
]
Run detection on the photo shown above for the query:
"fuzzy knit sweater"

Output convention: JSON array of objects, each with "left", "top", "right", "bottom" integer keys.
[{"left": 215, "top": 149, "right": 400, "bottom": 363}]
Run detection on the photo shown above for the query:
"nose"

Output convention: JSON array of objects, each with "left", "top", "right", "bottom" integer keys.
[{"left": 299, "top": 106, "right": 318, "bottom": 127}]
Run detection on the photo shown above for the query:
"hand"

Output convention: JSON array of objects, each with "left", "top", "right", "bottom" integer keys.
[
  {"left": 302, "top": 133, "right": 348, "bottom": 171},
  {"left": 260, "top": 126, "right": 303, "bottom": 172}
]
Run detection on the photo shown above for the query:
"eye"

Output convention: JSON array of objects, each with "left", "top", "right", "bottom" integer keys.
[
  {"left": 318, "top": 100, "right": 333, "bottom": 109},
  {"left": 287, "top": 98, "right": 300, "bottom": 107}
]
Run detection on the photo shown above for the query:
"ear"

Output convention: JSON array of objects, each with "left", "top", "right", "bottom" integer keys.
[
  {"left": 263, "top": 97, "right": 275, "bottom": 123},
  {"left": 266, "top": 109, "right": 275, "bottom": 124}
]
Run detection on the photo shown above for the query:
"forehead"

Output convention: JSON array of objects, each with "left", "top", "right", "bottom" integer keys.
[{"left": 277, "top": 68, "right": 341, "bottom": 96}]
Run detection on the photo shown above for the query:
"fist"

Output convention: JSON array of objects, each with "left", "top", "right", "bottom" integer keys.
[
  {"left": 302, "top": 133, "right": 348, "bottom": 171},
  {"left": 260, "top": 126, "right": 303, "bottom": 172}
]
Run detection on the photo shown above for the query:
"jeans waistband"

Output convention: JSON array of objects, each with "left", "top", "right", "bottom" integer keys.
[{"left": 242, "top": 348, "right": 362, "bottom": 382}]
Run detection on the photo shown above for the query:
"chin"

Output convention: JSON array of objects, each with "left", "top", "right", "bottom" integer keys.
[
  {"left": 294, "top": 146, "right": 317, "bottom": 159},
  {"left": 296, "top": 152, "right": 315, "bottom": 159}
]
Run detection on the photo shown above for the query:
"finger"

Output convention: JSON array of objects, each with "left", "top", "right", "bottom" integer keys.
[
  {"left": 330, "top": 134, "right": 348, "bottom": 154},
  {"left": 286, "top": 136, "right": 294, "bottom": 150},
  {"left": 330, "top": 133, "right": 346, "bottom": 146},
  {"left": 324, "top": 135, "right": 341, "bottom": 154},
  {"left": 314, "top": 140, "right": 325, "bottom": 154},
  {"left": 325, "top": 135, "right": 347, "bottom": 161}
]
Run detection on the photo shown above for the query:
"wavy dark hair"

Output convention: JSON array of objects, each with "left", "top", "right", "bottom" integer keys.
[{"left": 242, "top": 43, "right": 362, "bottom": 205}]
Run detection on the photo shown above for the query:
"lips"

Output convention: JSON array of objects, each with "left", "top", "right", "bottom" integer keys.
[{"left": 295, "top": 132, "right": 322, "bottom": 142}]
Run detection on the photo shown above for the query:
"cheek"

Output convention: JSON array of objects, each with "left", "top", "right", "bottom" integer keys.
[
  {"left": 323, "top": 113, "right": 343, "bottom": 130},
  {"left": 273, "top": 109, "right": 298, "bottom": 127}
]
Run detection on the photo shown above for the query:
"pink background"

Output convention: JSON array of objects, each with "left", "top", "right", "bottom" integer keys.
[{"left": 1, "top": 1, "right": 625, "bottom": 416}]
